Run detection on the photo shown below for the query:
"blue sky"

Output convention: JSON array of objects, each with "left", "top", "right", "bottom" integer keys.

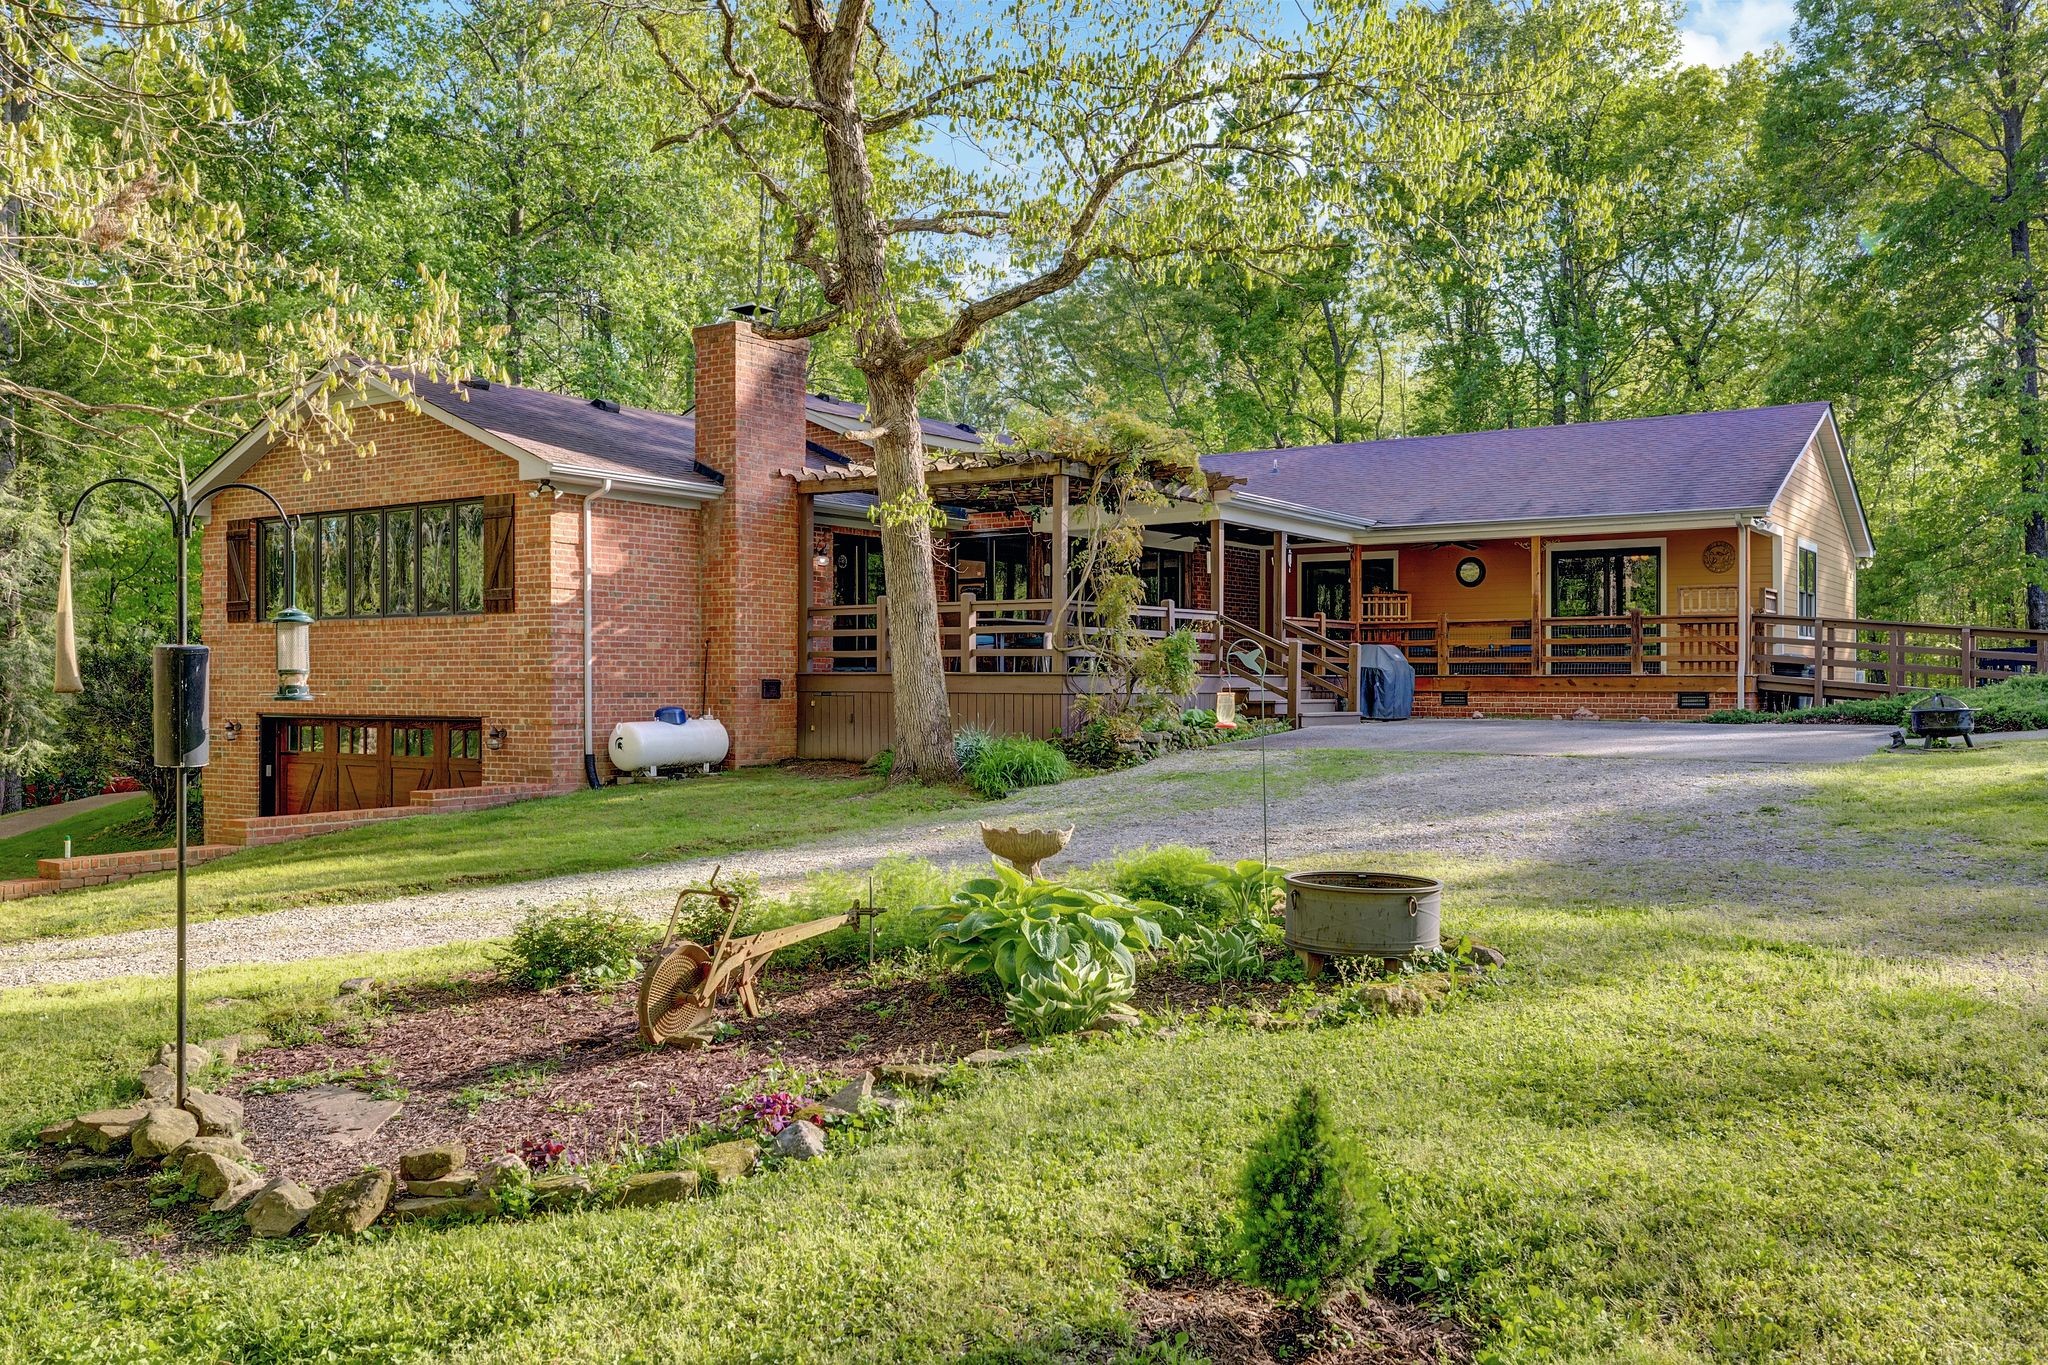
[{"left": 1677, "top": 0, "right": 1796, "bottom": 65}]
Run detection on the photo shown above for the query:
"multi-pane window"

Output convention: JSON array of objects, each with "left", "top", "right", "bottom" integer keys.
[
  {"left": 259, "top": 499, "right": 485, "bottom": 620},
  {"left": 337, "top": 724, "right": 378, "bottom": 755},
  {"left": 393, "top": 725, "right": 436, "bottom": 758},
  {"left": 450, "top": 725, "right": 483, "bottom": 760}
]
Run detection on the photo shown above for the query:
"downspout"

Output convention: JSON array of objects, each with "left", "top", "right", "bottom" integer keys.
[{"left": 583, "top": 479, "right": 614, "bottom": 788}]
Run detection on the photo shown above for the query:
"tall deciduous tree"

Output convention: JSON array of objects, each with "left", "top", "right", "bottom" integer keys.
[
  {"left": 632, "top": 0, "right": 1473, "bottom": 776},
  {"left": 1771, "top": 0, "right": 2048, "bottom": 629}
]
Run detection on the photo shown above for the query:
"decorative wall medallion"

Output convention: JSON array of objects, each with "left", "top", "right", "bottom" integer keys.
[
  {"left": 1455, "top": 556, "right": 1486, "bottom": 587},
  {"left": 1702, "top": 539, "right": 1736, "bottom": 574}
]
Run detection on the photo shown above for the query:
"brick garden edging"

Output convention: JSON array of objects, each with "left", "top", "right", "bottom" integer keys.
[{"left": 0, "top": 783, "right": 547, "bottom": 902}]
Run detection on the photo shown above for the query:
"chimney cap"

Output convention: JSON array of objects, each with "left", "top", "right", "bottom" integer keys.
[{"left": 729, "top": 302, "right": 777, "bottom": 321}]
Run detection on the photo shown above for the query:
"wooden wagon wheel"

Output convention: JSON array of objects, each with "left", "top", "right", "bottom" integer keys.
[{"left": 637, "top": 941, "right": 718, "bottom": 1047}]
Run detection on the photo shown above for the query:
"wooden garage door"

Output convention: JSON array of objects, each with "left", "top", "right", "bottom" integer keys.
[{"left": 272, "top": 718, "right": 482, "bottom": 816}]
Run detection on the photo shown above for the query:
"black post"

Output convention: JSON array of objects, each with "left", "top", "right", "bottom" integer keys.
[{"left": 173, "top": 500, "right": 190, "bottom": 1109}]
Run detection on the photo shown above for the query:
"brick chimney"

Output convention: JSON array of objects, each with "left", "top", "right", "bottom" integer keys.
[{"left": 693, "top": 318, "right": 807, "bottom": 764}]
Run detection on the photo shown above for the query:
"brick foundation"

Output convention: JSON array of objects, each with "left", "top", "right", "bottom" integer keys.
[
  {"left": 220, "top": 782, "right": 546, "bottom": 846},
  {"left": 1411, "top": 686, "right": 1741, "bottom": 720}
]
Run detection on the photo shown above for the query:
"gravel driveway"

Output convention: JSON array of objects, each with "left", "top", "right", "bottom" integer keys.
[{"left": 2, "top": 723, "right": 2037, "bottom": 991}]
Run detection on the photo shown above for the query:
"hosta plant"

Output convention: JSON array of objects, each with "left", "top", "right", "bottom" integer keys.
[
  {"left": 1175, "top": 921, "right": 1271, "bottom": 982},
  {"left": 1004, "top": 943, "right": 1136, "bottom": 1039},
  {"left": 1204, "top": 860, "right": 1287, "bottom": 922},
  {"left": 927, "top": 860, "right": 1166, "bottom": 993}
]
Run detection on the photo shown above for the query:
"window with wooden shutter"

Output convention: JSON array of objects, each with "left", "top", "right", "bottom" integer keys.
[
  {"left": 482, "top": 493, "right": 515, "bottom": 613},
  {"left": 225, "top": 519, "right": 255, "bottom": 622}
]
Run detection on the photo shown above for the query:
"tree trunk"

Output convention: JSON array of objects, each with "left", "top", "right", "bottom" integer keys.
[
  {"left": 2002, "top": 99, "right": 2047, "bottom": 630},
  {"left": 863, "top": 368, "right": 956, "bottom": 775}
]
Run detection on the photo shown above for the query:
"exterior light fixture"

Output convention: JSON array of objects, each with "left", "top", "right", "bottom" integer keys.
[
  {"left": 531, "top": 479, "right": 561, "bottom": 500},
  {"left": 486, "top": 725, "right": 508, "bottom": 750},
  {"left": 222, "top": 719, "right": 243, "bottom": 742}
]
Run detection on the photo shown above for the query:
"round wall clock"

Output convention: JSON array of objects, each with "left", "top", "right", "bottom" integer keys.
[
  {"left": 1455, "top": 556, "right": 1486, "bottom": 587},
  {"left": 1702, "top": 539, "right": 1736, "bottom": 574}
]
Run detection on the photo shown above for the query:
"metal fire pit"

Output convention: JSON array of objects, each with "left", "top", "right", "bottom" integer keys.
[
  {"left": 1282, "top": 871, "right": 1442, "bottom": 980},
  {"left": 1893, "top": 692, "right": 1976, "bottom": 750}
]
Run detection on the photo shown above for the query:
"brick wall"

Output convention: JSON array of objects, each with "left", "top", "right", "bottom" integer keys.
[
  {"left": 1225, "top": 545, "right": 1264, "bottom": 624},
  {"left": 200, "top": 404, "right": 572, "bottom": 842},
  {"left": 694, "top": 320, "right": 806, "bottom": 764},
  {"left": 1410, "top": 685, "right": 1740, "bottom": 720},
  {"left": 200, "top": 399, "right": 715, "bottom": 840}
]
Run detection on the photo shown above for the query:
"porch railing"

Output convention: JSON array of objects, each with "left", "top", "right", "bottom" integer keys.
[{"left": 1752, "top": 615, "right": 2048, "bottom": 700}]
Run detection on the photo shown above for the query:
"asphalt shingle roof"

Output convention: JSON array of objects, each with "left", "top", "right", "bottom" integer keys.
[
  {"left": 398, "top": 375, "right": 722, "bottom": 486},
  {"left": 1202, "top": 403, "right": 1834, "bottom": 528}
]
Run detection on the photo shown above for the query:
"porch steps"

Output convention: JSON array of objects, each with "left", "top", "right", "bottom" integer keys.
[{"left": 1237, "top": 677, "right": 1360, "bottom": 728}]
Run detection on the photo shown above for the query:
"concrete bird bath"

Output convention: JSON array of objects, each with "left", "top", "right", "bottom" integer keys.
[{"left": 978, "top": 823, "right": 1074, "bottom": 879}]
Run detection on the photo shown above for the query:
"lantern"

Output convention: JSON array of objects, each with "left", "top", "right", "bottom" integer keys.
[{"left": 273, "top": 605, "right": 313, "bottom": 700}]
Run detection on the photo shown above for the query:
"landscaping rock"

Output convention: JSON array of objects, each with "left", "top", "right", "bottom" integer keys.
[
  {"left": 130, "top": 1106, "right": 200, "bottom": 1160},
  {"left": 698, "top": 1140, "right": 757, "bottom": 1185},
  {"left": 962, "top": 1046, "right": 1035, "bottom": 1066},
  {"left": 1466, "top": 943, "right": 1506, "bottom": 969},
  {"left": 182, "top": 1150, "right": 258, "bottom": 1201},
  {"left": 305, "top": 1168, "right": 394, "bottom": 1236},
  {"left": 404, "top": 1172, "right": 477, "bottom": 1197},
  {"left": 878, "top": 1062, "right": 946, "bottom": 1091},
  {"left": 155, "top": 1042, "right": 213, "bottom": 1073},
  {"left": 615, "top": 1170, "right": 700, "bottom": 1206},
  {"left": 244, "top": 1178, "right": 317, "bottom": 1237},
  {"left": 1093, "top": 1008, "right": 1142, "bottom": 1032},
  {"left": 820, "top": 1073, "right": 873, "bottom": 1117},
  {"left": 1353, "top": 983, "right": 1427, "bottom": 1016},
  {"left": 137, "top": 1064, "right": 176, "bottom": 1102},
  {"left": 174, "top": 1134, "right": 254, "bottom": 1165},
  {"left": 37, "top": 1119, "right": 80, "bottom": 1147},
  {"left": 337, "top": 977, "right": 375, "bottom": 997},
  {"left": 72, "top": 1105, "right": 150, "bottom": 1154},
  {"left": 284, "top": 1085, "right": 402, "bottom": 1144},
  {"left": 399, "top": 1142, "right": 466, "bottom": 1182},
  {"left": 181, "top": 1090, "right": 244, "bottom": 1137},
  {"left": 530, "top": 1172, "right": 593, "bottom": 1210},
  {"left": 52, "top": 1155, "right": 124, "bottom": 1181},
  {"left": 210, "top": 1177, "right": 265, "bottom": 1214},
  {"left": 773, "top": 1120, "right": 826, "bottom": 1161},
  {"left": 389, "top": 1194, "right": 495, "bottom": 1224},
  {"left": 476, "top": 1154, "right": 528, "bottom": 1191}
]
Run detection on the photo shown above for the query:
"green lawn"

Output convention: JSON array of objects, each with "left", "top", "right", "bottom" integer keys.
[
  {"left": 2, "top": 748, "right": 2045, "bottom": 1362},
  {"left": 0, "top": 769, "right": 971, "bottom": 946},
  {"left": 0, "top": 794, "right": 156, "bottom": 881}
]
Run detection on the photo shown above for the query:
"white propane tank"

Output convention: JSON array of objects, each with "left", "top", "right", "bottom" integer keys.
[{"left": 609, "top": 714, "right": 730, "bottom": 773}]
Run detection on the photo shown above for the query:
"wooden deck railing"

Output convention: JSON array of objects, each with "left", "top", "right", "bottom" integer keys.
[{"left": 1752, "top": 615, "right": 2048, "bottom": 700}]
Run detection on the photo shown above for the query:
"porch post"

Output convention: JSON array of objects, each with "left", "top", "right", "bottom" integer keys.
[
  {"left": 1529, "top": 535, "right": 1543, "bottom": 674},
  {"left": 1210, "top": 511, "right": 1227, "bottom": 624},
  {"left": 1736, "top": 518, "right": 1751, "bottom": 707},
  {"left": 796, "top": 492, "right": 815, "bottom": 675},
  {"left": 1049, "top": 471, "right": 1070, "bottom": 673},
  {"left": 1349, "top": 543, "right": 1362, "bottom": 627},
  {"left": 1272, "top": 531, "right": 1289, "bottom": 631}
]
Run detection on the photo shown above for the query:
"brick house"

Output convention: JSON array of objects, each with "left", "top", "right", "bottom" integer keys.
[{"left": 193, "top": 318, "right": 1881, "bottom": 840}]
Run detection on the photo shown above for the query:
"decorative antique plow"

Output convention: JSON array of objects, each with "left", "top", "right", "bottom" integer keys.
[{"left": 636, "top": 870, "right": 885, "bottom": 1047}]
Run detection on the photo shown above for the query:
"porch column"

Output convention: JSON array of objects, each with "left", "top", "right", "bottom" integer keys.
[
  {"left": 1529, "top": 535, "right": 1543, "bottom": 673},
  {"left": 1349, "top": 544, "right": 1363, "bottom": 627},
  {"left": 796, "top": 492, "right": 815, "bottom": 675},
  {"left": 1210, "top": 511, "right": 1227, "bottom": 623},
  {"left": 1272, "top": 531, "right": 1289, "bottom": 631},
  {"left": 1736, "top": 517, "right": 1751, "bottom": 706},
  {"left": 1049, "top": 471, "right": 1070, "bottom": 673}
]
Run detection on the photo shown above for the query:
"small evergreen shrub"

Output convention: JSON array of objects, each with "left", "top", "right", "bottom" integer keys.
[
  {"left": 963, "top": 734, "right": 1071, "bottom": 797},
  {"left": 497, "top": 901, "right": 647, "bottom": 990},
  {"left": 1235, "top": 1085, "right": 1395, "bottom": 1304},
  {"left": 1703, "top": 675, "right": 2048, "bottom": 731}
]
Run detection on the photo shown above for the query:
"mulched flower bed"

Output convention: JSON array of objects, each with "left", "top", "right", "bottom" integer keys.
[
  {"left": 233, "top": 965, "right": 1300, "bottom": 1189},
  {"left": 1129, "top": 1273, "right": 1474, "bottom": 1365}
]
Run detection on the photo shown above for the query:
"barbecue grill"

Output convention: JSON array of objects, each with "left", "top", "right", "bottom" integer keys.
[{"left": 1891, "top": 692, "right": 1976, "bottom": 749}]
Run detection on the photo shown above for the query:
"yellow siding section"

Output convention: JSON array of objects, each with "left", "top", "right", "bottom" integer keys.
[
  {"left": 1768, "top": 446, "right": 1858, "bottom": 618},
  {"left": 1389, "top": 528, "right": 1748, "bottom": 623}
]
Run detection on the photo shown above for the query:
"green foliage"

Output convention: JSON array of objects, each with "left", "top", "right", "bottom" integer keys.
[
  {"left": 928, "top": 859, "right": 1163, "bottom": 1034},
  {"left": 1058, "top": 718, "right": 1127, "bottom": 770},
  {"left": 1174, "top": 922, "right": 1272, "bottom": 983},
  {"left": 1205, "top": 860, "right": 1288, "bottom": 923},
  {"left": 1234, "top": 1085, "right": 1394, "bottom": 1304},
  {"left": 1104, "top": 845, "right": 1236, "bottom": 935},
  {"left": 962, "top": 735, "right": 1071, "bottom": 798},
  {"left": 1702, "top": 676, "right": 2048, "bottom": 731},
  {"left": 1003, "top": 944, "right": 1135, "bottom": 1039},
  {"left": 495, "top": 901, "right": 647, "bottom": 990},
  {"left": 952, "top": 726, "right": 995, "bottom": 771},
  {"left": 669, "top": 875, "right": 763, "bottom": 945}
]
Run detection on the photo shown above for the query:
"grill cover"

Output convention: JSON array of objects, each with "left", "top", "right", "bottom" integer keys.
[{"left": 1359, "top": 643, "right": 1415, "bottom": 720}]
